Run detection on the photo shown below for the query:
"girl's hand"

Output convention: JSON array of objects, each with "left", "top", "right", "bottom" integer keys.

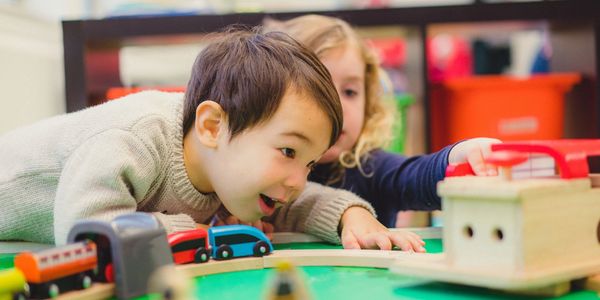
[
  {"left": 449, "top": 137, "right": 502, "bottom": 176},
  {"left": 340, "top": 207, "right": 425, "bottom": 252}
]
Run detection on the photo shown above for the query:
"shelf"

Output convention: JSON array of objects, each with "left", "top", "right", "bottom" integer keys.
[
  {"left": 64, "top": 1, "right": 599, "bottom": 39},
  {"left": 62, "top": 0, "right": 600, "bottom": 150}
]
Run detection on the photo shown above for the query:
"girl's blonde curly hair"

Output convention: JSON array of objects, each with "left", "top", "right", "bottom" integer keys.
[{"left": 263, "top": 15, "right": 396, "bottom": 182}]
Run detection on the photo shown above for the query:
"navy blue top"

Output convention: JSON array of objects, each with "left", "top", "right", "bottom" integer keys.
[{"left": 308, "top": 146, "right": 452, "bottom": 227}]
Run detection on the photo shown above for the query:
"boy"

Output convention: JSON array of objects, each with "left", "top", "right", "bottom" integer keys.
[{"left": 0, "top": 28, "right": 424, "bottom": 251}]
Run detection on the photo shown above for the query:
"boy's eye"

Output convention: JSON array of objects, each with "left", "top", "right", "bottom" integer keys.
[{"left": 280, "top": 148, "right": 296, "bottom": 159}]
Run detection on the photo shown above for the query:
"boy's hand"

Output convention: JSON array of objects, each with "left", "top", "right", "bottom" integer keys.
[
  {"left": 448, "top": 137, "right": 502, "bottom": 176},
  {"left": 340, "top": 207, "right": 426, "bottom": 252},
  {"left": 196, "top": 223, "right": 210, "bottom": 230},
  {"left": 213, "top": 215, "right": 274, "bottom": 239}
]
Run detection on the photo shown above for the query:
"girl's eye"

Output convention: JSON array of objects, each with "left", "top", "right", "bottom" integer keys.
[
  {"left": 280, "top": 148, "right": 296, "bottom": 159},
  {"left": 343, "top": 88, "right": 358, "bottom": 98}
]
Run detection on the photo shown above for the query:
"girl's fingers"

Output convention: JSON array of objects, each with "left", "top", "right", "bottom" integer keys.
[
  {"left": 468, "top": 147, "right": 488, "bottom": 176},
  {"left": 468, "top": 146, "right": 498, "bottom": 176}
]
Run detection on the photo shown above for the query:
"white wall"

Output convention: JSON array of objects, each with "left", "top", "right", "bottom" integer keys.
[{"left": 0, "top": 5, "right": 64, "bottom": 134}]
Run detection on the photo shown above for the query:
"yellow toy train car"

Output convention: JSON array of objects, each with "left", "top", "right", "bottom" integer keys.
[{"left": 0, "top": 268, "right": 26, "bottom": 300}]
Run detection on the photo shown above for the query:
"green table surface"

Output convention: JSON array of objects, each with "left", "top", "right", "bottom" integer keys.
[{"left": 1, "top": 239, "right": 598, "bottom": 300}]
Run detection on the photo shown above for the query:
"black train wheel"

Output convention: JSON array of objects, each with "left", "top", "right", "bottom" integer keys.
[
  {"left": 253, "top": 241, "right": 270, "bottom": 257},
  {"left": 216, "top": 245, "right": 233, "bottom": 260},
  {"left": 194, "top": 248, "right": 210, "bottom": 263}
]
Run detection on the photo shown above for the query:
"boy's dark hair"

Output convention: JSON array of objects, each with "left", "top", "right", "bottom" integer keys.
[{"left": 183, "top": 27, "right": 342, "bottom": 147}]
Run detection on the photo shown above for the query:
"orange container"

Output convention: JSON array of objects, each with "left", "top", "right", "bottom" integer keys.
[{"left": 430, "top": 73, "right": 580, "bottom": 151}]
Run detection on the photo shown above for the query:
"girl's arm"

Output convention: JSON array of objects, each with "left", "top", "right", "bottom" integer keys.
[{"left": 345, "top": 138, "right": 500, "bottom": 214}]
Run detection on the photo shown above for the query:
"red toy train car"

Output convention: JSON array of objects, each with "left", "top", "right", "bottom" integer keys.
[{"left": 167, "top": 228, "right": 210, "bottom": 264}]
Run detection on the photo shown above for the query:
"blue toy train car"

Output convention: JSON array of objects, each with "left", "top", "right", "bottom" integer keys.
[{"left": 208, "top": 225, "right": 273, "bottom": 260}]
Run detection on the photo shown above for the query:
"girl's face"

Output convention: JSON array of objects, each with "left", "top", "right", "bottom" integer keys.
[{"left": 318, "top": 45, "right": 367, "bottom": 164}]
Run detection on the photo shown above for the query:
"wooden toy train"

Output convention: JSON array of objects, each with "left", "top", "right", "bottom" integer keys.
[{"left": 1, "top": 213, "right": 272, "bottom": 299}]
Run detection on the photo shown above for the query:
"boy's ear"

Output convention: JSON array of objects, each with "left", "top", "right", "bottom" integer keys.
[{"left": 194, "top": 100, "right": 225, "bottom": 148}]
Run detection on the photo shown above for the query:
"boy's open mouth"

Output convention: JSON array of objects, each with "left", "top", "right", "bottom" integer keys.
[
  {"left": 258, "top": 193, "right": 278, "bottom": 216},
  {"left": 260, "top": 194, "right": 276, "bottom": 208}
]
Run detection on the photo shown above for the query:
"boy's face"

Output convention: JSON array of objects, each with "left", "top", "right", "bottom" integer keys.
[
  {"left": 318, "top": 45, "right": 366, "bottom": 163},
  {"left": 208, "top": 89, "right": 332, "bottom": 222}
]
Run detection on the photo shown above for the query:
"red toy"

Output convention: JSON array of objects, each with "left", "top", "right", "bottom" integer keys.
[
  {"left": 492, "top": 139, "right": 600, "bottom": 179},
  {"left": 446, "top": 139, "right": 600, "bottom": 179},
  {"left": 167, "top": 228, "right": 211, "bottom": 264}
]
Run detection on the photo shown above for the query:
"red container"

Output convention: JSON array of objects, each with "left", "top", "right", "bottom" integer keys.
[
  {"left": 430, "top": 73, "right": 580, "bottom": 151},
  {"left": 106, "top": 86, "right": 185, "bottom": 101}
]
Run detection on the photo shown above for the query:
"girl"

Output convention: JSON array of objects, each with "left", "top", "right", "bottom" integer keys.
[{"left": 263, "top": 15, "right": 499, "bottom": 228}]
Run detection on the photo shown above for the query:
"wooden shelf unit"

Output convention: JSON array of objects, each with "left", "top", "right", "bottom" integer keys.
[{"left": 62, "top": 0, "right": 600, "bottom": 150}]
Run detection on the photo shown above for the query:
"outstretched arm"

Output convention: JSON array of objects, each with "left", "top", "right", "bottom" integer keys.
[{"left": 336, "top": 138, "right": 501, "bottom": 217}]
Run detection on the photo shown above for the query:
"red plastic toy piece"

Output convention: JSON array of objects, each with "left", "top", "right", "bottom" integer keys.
[
  {"left": 444, "top": 139, "right": 600, "bottom": 179},
  {"left": 485, "top": 151, "right": 528, "bottom": 167},
  {"left": 492, "top": 140, "right": 600, "bottom": 179},
  {"left": 105, "top": 263, "right": 114, "bottom": 283},
  {"left": 485, "top": 151, "right": 528, "bottom": 180}
]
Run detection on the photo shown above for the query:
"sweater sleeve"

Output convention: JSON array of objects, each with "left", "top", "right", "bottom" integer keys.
[
  {"left": 325, "top": 145, "right": 452, "bottom": 229},
  {"left": 52, "top": 129, "right": 195, "bottom": 244},
  {"left": 368, "top": 146, "right": 452, "bottom": 212},
  {"left": 151, "top": 213, "right": 197, "bottom": 234},
  {"left": 266, "top": 182, "right": 375, "bottom": 244}
]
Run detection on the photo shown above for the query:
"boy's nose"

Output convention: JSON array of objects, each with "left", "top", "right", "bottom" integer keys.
[{"left": 283, "top": 167, "right": 308, "bottom": 193}]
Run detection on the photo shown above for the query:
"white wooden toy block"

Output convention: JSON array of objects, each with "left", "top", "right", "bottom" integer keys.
[{"left": 390, "top": 140, "right": 600, "bottom": 295}]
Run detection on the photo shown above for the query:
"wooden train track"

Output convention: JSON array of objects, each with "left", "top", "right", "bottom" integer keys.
[
  {"left": 58, "top": 227, "right": 442, "bottom": 299},
  {"left": 180, "top": 249, "right": 440, "bottom": 278}
]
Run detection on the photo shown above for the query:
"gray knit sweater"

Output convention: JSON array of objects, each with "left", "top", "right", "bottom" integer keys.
[{"left": 0, "top": 91, "right": 374, "bottom": 245}]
